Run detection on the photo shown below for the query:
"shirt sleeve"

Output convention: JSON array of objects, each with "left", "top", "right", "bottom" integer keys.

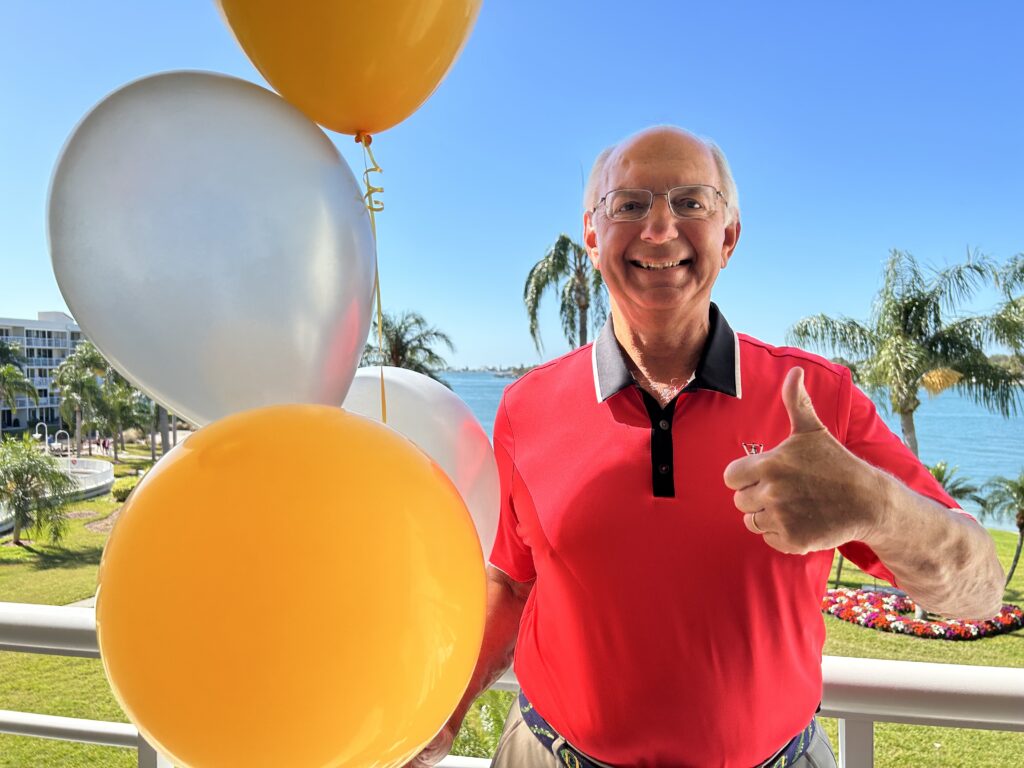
[
  {"left": 488, "top": 395, "right": 537, "bottom": 582},
  {"left": 835, "top": 367, "right": 971, "bottom": 587}
]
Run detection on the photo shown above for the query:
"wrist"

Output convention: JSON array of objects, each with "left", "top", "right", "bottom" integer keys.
[{"left": 857, "top": 463, "right": 897, "bottom": 547}]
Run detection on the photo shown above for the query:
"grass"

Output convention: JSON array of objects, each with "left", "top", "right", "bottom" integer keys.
[{"left": 0, "top": 481, "right": 1021, "bottom": 766}]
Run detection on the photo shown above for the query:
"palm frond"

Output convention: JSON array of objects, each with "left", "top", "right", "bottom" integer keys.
[
  {"left": 787, "top": 315, "right": 875, "bottom": 359},
  {"left": 927, "top": 250, "right": 991, "bottom": 317},
  {"left": 996, "top": 253, "right": 1024, "bottom": 297}
]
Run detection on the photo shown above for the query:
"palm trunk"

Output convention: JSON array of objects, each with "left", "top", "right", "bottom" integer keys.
[
  {"left": 1006, "top": 527, "right": 1023, "bottom": 587},
  {"left": 833, "top": 553, "right": 845, "bottom": 589},
  {"left": 12, "top": 517, "right": 21, "bottom": 546},
  {"left": 74, "top": 409, "right": 83, "bottom": 457},
  {"left": 149, "top": 406, "right": 157, "bottom": 462},
  {"left": 899, "top": 410, "right": 919, "bottom": 458},
  {"left": 579, "top": 303, "right": 589, "bottom": 347},
  {"left": 172, "top": 414, "right": 178, "bottom": 446},
  {"left": 158, "top": 406, "right": 170, "bottom": 457}
]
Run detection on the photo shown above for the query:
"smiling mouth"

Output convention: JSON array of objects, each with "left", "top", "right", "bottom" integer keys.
[{"left": 629, "top": 258, "right": 692, "bottom": 270}]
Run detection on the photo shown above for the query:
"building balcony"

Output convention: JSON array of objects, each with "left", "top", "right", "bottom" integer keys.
[
  {"left": 0, "top": 602, "right": 1021, "bottom": 768},
  {"left": 24, "top": 338, "right": 70, "bottom": 349}
]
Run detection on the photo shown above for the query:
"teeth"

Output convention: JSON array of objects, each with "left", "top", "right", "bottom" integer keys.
[{"left": 632, "top": 259, "right": 688, "bottom": 270}]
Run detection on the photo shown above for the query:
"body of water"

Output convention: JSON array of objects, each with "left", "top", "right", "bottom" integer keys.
[{"left": 446, "top": 371, "right": 1023, "bottom": 535}]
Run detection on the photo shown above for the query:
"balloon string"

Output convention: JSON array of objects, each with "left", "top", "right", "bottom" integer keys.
[{"left": 357, "top": 132, "right": 387, "bottom": 424}]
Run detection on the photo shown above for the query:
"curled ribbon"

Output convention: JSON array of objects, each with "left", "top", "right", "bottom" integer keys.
[{"left": 356, "top": 132, "right": 387, "bottom": 423}]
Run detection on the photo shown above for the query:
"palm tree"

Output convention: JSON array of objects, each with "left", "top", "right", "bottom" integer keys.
[
  {"left": 0, "top": 364, "right": 39, "bottom": 442},
  {"left": 52, "top": 342, "right": 107, "bottom": 456},
  {"left": 789, "top": 249, "right": 1021, "bottom": 457},
  {"left": 0, "top": 434, "right": 76, "bottom": 545},
  {"left": 928, "top": 461, "right": 984, "bottom": 508},
  {"left": 981, "top": 471, "right": 1024, "bottom": 587},
  {"left": 95, "top": 371, "right": 138, "bottom": 462},
  {"left": 361, "top": 311, "right": 454, "bottom": 384},
  {"left": 0, "top": 339, "right": 27, "bottom": 369},
  {"left": 524, "top": 234, "right": 607, "bottom": 354},
  {"left": 987, "top": 253, "right": 1023, "bottom": 365}
]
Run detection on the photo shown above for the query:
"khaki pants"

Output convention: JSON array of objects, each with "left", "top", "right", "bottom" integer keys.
[{"left": 490, "top": 701, "right": 839, "bottom": 768}]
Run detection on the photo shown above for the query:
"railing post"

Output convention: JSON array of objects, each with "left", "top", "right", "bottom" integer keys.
[
  {"left": 138, "top": 737, "right": 172, "bottom": 768},
  {"left": 838, "top": 717, "right": 873, "bottom": 768}
]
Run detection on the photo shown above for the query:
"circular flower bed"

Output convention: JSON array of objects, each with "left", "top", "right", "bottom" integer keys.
[{"left": 822, "top": 587, "right": 1024, "bottom": 640}]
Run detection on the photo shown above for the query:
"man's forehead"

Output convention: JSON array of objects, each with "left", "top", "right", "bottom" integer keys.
[{"left": 602, "top": 129, "right": 717, "bottom": 187}]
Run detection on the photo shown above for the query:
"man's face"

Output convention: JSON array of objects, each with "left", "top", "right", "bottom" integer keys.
[{"left": 583, "top": 129, "right": 740, "bottom": 321}]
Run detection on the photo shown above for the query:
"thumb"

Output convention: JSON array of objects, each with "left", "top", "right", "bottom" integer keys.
[{"left": 782, "top": 367, "right": 825, "bottom": 434}]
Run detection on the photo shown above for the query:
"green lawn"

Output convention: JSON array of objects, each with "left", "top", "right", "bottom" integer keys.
[{"left": 1, "top": 486, "right": 1021, "bottom": 767}]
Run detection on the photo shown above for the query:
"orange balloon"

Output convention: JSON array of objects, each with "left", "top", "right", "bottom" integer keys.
[
  {"left": 216, "top": 0, "right": 483, "bottom": 135},
  {"left": 96, "top": 405, "right": 485, "bottom": 768}
]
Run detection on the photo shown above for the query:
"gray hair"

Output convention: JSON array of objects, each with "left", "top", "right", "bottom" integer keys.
[{"left": 584, "top": 128, "right": 740, "bottom": 225}]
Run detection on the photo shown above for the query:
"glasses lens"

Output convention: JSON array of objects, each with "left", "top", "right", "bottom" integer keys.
[
  {"left": 606, "top": 189, "right": 653, "bottom": 221},
  {"left": 668, "top": 186, "right": 717, "bottom": 218}
]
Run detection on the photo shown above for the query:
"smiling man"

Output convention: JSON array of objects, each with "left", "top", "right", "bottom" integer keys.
[{"left": 406, "top": 127, "right": 1005, "bottom": 768}]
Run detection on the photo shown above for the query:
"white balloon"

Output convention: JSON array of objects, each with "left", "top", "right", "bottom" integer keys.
[
  {"left": 49, "top": 71, "right": 375, "bottom": 426},
  {"left": 344, "top": 367, "right": 499, "bottom": 557}
]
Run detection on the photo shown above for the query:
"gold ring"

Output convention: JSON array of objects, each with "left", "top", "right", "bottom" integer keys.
[{"left": 751, "top": 512, "right": 764, "bottom": 534}]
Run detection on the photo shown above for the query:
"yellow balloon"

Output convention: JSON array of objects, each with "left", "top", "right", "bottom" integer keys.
[
  {"left": 96, "top": 405, "right": 485, "bottom": 768},
  {"left": 216, "top": 0, "right": 483, "bottom": 135}
]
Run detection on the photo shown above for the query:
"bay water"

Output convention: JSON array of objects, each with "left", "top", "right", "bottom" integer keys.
[{"left": 447, "top": 371, "right": 1023, "bottom": 535}]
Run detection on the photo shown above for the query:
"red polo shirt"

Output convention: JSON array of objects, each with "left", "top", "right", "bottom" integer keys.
[{"left": 489, "top": 304, "right": 961, "bottom": 768}]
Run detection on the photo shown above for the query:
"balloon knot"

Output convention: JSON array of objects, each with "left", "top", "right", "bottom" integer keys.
[{"left": 355, "top": 132, "right": 373, "bottom": 147}]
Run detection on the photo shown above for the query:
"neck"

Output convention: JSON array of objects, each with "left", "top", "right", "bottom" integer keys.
[{"left": 611, "top": 301, "right": 710, "bottom": 405}]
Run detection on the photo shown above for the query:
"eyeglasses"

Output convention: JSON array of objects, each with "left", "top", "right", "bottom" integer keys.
[{"left": 592, "top": 185, "right": 726, "bottom": 222}]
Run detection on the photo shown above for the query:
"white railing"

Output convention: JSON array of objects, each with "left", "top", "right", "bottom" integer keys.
[
  {"left": 7, "top": 396, "right": 60, "bottom": 409},
  {"left": 63, "top": 458, "right": 115, "bottom": 500},
  {"left": 0, "top": 603, "right": 1021, "bottom": 766}
]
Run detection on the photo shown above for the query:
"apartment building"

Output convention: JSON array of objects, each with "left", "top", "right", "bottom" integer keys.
[{"left": 0, "top": 312, "right": 82, "bottom": 432}]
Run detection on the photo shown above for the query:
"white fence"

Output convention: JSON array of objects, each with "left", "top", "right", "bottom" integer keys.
[
  {"left": 0, "top": 602, "right": 1021, "bottom": 767},
  {"left": 0, "top": 459, "right": 114, "bottom": 534}
]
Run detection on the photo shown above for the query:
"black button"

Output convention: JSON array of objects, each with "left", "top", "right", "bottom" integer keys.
[
  {"left": 658, "top": 464, "right": 670, "bottom": 474},
  {"left": 658, "top": 419, "right": 670, "bottom": 430}
]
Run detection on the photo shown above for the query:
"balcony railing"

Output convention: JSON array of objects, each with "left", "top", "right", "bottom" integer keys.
[
  {"left": 0, "top": 602, "right": 1021, "bottom": 767},
  {"left": 4, "top": 396, "right": 60, "bottom": 410}
]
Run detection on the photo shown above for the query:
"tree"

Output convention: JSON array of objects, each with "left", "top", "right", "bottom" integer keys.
[
  {"left": 0, "top": 434, "right": 76, "bottom": 545},
  {"left": 928, "top": 461, "right": 984, "bottom": 508},
  {"left": 789, "top": 249, "right": 1021, "bottom": 457},
  {"left": 987, "top": 253, "right": 1023, "bottom": 366},
  {"left": 0, "top": 364, "right": 38, "bottom": 442},
  {"left": 95, "top": 370, "right": 138, "bottom": 462},
  {"left": 524, "top": 234, "right": 607, "bottom": 354},
  {"left": 0, "top": 339, "right": 27, "bottom": 369},
  {"left": 981, "top": 471, "right": 1024, "bottom": 587},
  {"left": 52, "top": 342, "right": 106, "bottom": 456},
  {"left": 361, "top": 311, "right": 455, "bottom": 384}
]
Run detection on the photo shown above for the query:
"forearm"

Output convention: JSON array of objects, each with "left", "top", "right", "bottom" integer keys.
[
  {"left": 864, "top": 470, "right": 1005, "bottom": 618},
  {"left": 447, "top": 567, "right": 530, "bottom": 728}
]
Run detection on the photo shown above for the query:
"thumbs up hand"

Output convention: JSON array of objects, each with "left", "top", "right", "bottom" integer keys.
[{"left": 723, "top": 367, "right": 885, "bottom": 555}]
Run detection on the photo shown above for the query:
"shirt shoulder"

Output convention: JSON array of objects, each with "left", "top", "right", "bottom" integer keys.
[
  {"left": 501, "top": 343, "right": 596, "bottom": 414},
  {"left": 736, "top": 332, "right": 851, "bottom": 383}
]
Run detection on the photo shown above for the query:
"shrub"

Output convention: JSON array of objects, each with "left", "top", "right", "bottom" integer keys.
[{"left": 111, "top": 477, "right": 139, "bottom": 502}]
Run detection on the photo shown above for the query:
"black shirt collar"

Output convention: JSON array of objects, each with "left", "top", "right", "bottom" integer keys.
[{"left": 591, "top": 302, "right": 741, "bottom": 403}]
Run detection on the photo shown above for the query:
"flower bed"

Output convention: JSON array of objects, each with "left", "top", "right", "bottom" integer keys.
[{"left": 822, "top": 587, "right": 1024, "bottom": 640}]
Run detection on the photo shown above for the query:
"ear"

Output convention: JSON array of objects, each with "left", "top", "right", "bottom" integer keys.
[
  {"left": 720, "top": 216, "right": 741, "bottom": 269},
  {"left": 583, "top": 210, "right": 600, "bottom": 270}
]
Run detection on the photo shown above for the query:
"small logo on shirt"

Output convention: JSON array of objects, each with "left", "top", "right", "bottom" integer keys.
[{"left": 741, "top": 442, "right": 764, "bottom": 455}]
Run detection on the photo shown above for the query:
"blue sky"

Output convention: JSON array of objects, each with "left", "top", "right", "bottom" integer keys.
[{"left": 3, "top": 1, "right": 1022, "bottom": 368}]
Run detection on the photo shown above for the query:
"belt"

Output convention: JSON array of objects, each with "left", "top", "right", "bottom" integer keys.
[{"left": 518, "top": 692, "right": 817, "bottom": 768}]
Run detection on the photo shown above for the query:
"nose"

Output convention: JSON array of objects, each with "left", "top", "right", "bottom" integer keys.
[{"left": 640, "top": 195, "right": 679, "bottom": 245}]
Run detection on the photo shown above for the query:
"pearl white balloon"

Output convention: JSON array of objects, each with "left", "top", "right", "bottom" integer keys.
[
  {"left": 49, "top": 71, "right": 375, "bottom": 426},
  {"left": 344, "top": 367, "right": 499, "bottom": 557}
]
